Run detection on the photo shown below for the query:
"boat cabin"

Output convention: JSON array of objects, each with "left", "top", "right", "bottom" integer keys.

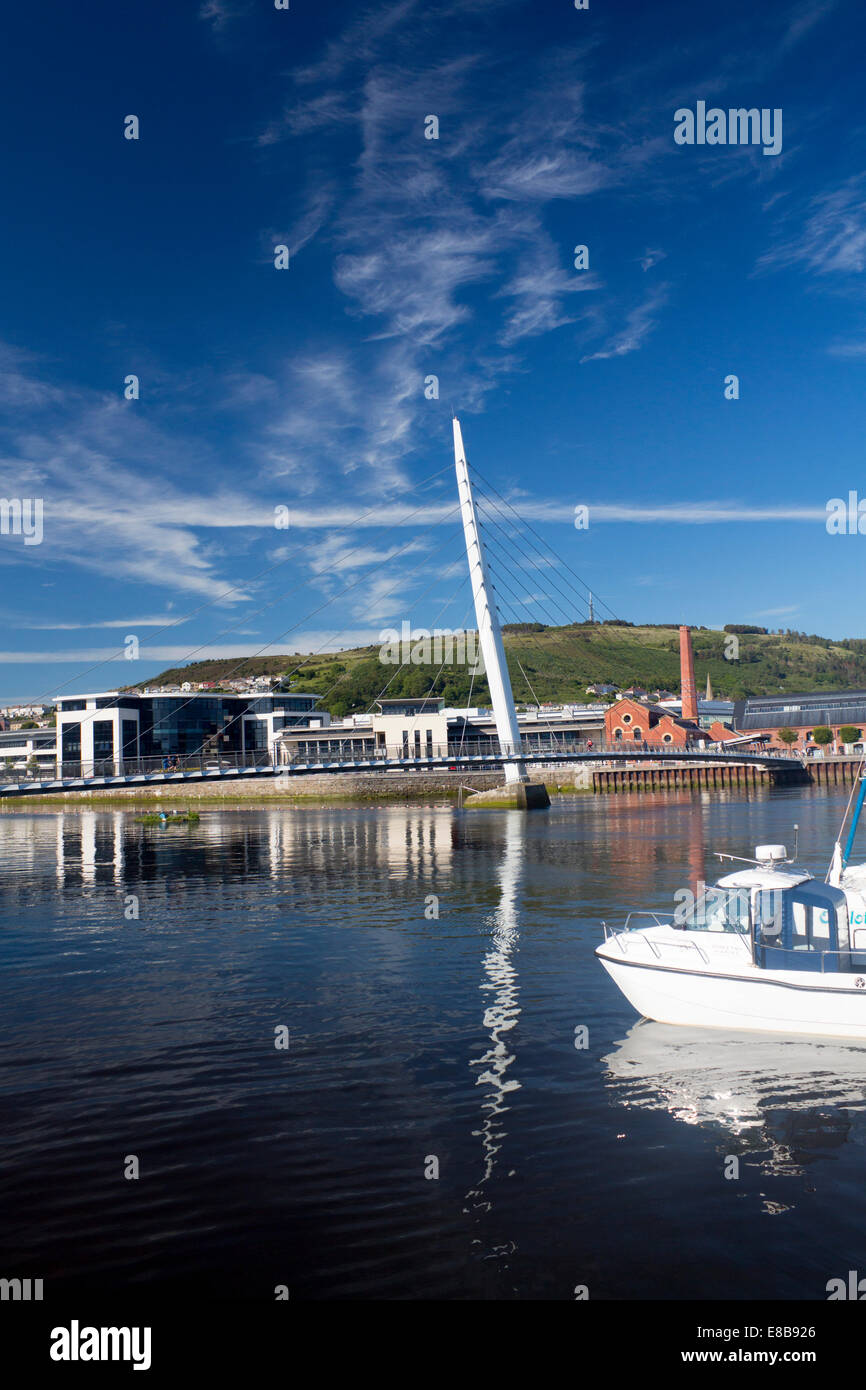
[{"left": 678, "top": 867, "right": 861, "bottom": 973}]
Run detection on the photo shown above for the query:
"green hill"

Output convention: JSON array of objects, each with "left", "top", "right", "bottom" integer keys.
[{"left": 132, "top": 622, "right": 866, "bottom": 719}]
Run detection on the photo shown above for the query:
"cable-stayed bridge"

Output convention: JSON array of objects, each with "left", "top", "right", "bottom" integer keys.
[
  {"left": 0, "top": 741, "right": 803, "bottom": 798},
  {"left": 15, "top": 418, "right": 790, "bottom": 802}
]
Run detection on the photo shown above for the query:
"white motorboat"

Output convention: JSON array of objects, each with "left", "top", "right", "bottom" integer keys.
[{"left": 596, "top": 774, "right": 866, "bottom": 1039}]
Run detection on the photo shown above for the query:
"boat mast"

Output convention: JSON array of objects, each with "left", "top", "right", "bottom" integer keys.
[
  {"left": 453, "top": 417, "right": 527, "bottom": 785},
  {"left": 828, "top": 757, "right": 866, "bottom": 882},
  {"left": 843, "top": 776, "right": 866, "bottom": 868}
]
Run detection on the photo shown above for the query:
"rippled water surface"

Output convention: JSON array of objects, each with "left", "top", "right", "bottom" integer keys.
[{"left": 3, "top": 788, "right": 866, "bottom": 1300}]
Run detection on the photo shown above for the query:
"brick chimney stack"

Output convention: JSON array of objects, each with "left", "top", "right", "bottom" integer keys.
[{"left": 679, "top": 625, "right": 699, "bottom": 723}]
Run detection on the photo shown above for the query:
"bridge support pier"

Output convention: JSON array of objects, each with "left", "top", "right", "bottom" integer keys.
[{"left": 462, "top": 781, "right": 550, "bottom": 810}]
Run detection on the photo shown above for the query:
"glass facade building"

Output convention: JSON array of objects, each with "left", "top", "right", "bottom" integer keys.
[{"left": 54, "top": 691, "right": 324, "bottom": 774}]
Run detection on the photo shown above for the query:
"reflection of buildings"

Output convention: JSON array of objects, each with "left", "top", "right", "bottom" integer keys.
[
  {"left": 41, "top": 803, "right": 461, "bottom": 896},
  {"left": 53, "top": 811, "right": 126, "bottom": 888},
  {"left": 466, "top": 814, "right": 523, "bottom": 1216},
  {"left": 603, "top": 1021, "right": 866, "bottom": 1177},
  {"left": 264, "top": 803, "right": 458, "bottom": 881}
]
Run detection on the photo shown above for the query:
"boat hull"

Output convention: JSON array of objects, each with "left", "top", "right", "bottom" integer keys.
[{"left": 598, "top": 952, "right": 866, "bottom": 1040}]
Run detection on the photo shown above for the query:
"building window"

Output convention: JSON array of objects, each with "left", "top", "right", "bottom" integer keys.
[
  {"left": 614, "top": 729, "right": 623, "bottom": 741},
  {"left": 62, "top": 724, "right": 81, "bottom": 765},
  {"left": 245, "top": 719, "right": 267, "bottom": 752},
  {"left": 622, "top": 713, "right": 632, "bottom": 724},
  {"left": 121, "top": 720, "right": 138, "bottom": 761},
  {"left": 663, "top": 733, "right": 672, "bottom": 743},
  {"left": 93, "top": 720, "right": 114, "bottom": 762},
  {"left": 633, "top": 729, "right": 642, "bottom": 741}
]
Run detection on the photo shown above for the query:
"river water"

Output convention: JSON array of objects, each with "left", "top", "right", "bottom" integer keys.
[{"left": 2, "top": 787, "right": 866, "bottom": 1301}]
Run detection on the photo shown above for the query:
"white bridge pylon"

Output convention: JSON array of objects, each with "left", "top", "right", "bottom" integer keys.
[{"left": 453, "top": 416, "right": 527, "bottom": 785}]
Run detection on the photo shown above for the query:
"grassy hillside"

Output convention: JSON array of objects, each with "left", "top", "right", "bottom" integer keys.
[{"left": 133, "top": 622, "right": 866, "bottom": 719}]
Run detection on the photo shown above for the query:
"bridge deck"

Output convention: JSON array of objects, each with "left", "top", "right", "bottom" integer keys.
[{"left": 0, "top": 745, "right": 802, "bottom": 798}]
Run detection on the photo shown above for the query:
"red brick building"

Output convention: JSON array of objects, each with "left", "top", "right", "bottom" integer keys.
[
  {"left": 604, "top": 697, "right": 703, "bottom": 747},
  {"left": 604, "top": 625, "right": 740, "bottom": 749}
]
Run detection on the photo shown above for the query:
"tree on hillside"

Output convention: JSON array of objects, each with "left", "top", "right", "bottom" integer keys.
[
  {"left": 812, "top": 726, "right": 833, "bottom": 747},
  {"left": 777, "top": 727, "right": 798, "bottom": 746}
]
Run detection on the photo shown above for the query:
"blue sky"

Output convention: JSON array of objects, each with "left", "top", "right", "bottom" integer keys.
[{"left": 1, "top": 0, "right": 866, "bottom": 701}]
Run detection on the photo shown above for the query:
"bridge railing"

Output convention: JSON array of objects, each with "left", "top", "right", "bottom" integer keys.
[
  {"left": 14, "top": 752, "right": 273, "bottom": 784},
  {"left": 1, "top": 737, "right": 797, "bottom": 786},
  {"left": 279, "top": 737, "right": 793, "bottom": 765}
]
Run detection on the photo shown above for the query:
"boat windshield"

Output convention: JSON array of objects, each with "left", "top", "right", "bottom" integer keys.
[{"left": 676, "top": 886, "right": 751, "bottom": 934}]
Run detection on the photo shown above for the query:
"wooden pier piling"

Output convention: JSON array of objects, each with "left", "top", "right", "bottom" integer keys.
[{"left": 589, "top": 757, "right": 856, "bottom": 793}]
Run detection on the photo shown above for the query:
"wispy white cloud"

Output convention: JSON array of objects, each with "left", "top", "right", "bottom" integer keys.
[
  {"left": 249, "top": 10, "right": 665, "bottom": 489},
  {"left": 0, "top": 349, "right": 252, "bottom": 602},
  {"left": 827, "top": 341, "right": 866, "bottom": 357},
  {"left": 258, "top": 92, "right": 356, "bottom": 144},
  {"left": 306, "top": 536, "right": 428, "bottom": 577},
  {"left": 266, "top": 185, "right": 335, "bottom": 261},
  {"left": 198, "top": 0, "right": 246, "bottom": 35},
  {"left": 478, "top": 75, "right": 622, "bottom": 204},
  {"left": 583, "top": 502, "right": 828, "bottom": 524},
  {"left": 757, "top": 176, "right": 866, "bottom": 276},
  {"left": 753, "top": 604, "right": 800, "bottom": 618},
  {"left": 0, "top": 635, "right": 388, "bottom": 665},
  {"left": 498, "top": 235, "right": 599, "bottom": 345},
  {"left": 580, "top": 286, "right": 670, "bottom": 363},
  {"left": 27, "top": 616, "right": 184, "bottom": 630},
  {"left": 639, "top": 248, "right": 666, "bottom": 272},
  {"left": 780, "top": 0, "right": 838, "bottom": 51}
]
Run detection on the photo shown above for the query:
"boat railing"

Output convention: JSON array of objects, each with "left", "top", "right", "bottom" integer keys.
[
  {"left": 622, "top": 911, "right": 675, "bottom": 932},
  {"left": 602, "top": 913, "right": 672, "bottom": 951},
  {"left": 605, "top": 913, "right": 699, "bottom": 961},
  {"left": 603, "top": 914, "right": 721, "bottom": 966}
]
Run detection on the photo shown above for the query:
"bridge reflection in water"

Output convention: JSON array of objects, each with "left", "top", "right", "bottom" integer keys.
[{"left": 467, "top": 811, "right": 522, "bottom": 1245}]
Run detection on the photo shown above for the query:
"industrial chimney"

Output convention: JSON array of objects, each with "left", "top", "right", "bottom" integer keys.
[{"left": 679, "top": 625, "right": 699, "bottom": 723}]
